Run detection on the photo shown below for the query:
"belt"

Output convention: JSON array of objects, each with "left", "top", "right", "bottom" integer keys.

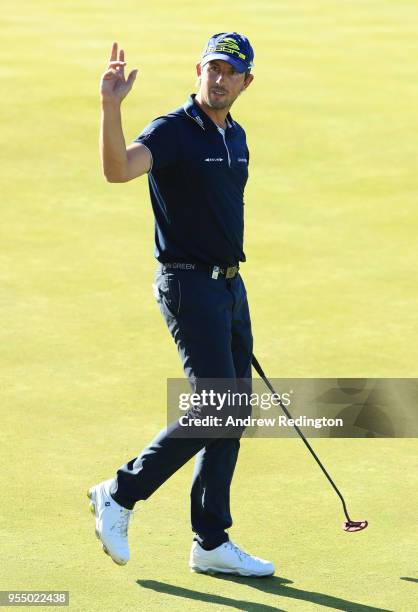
[{"left": 160, "top": 262, "right": 239, "bottom": 280}]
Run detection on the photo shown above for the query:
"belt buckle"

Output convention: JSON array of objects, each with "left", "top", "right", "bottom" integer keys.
[{"left": 226, "top": 266, "right": 237, "bottom": 279}]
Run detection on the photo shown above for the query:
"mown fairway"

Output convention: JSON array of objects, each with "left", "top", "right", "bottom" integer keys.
[{"left": 1, "top": 0, "right": 418, "bottom": 610}]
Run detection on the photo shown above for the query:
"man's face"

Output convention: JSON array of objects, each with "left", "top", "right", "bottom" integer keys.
[{"left": 196, "top": 59, "right": 253, "bottom": 110}]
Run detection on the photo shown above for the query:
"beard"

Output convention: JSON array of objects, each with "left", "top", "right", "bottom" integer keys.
[
  {"left": 207, "top": 98, "right": 231, "bottom": 110},
  {"left": 206, "top": 88, "right": 236, "bottom": 110}
]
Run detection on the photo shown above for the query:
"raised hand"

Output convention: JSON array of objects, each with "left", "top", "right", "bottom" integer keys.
[{"left": 100, "top": 42, "right": 138, "bottom": 104}]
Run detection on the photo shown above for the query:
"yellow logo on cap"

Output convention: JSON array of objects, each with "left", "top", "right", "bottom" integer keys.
[
  {"left": 209, "top": 37, "right": 246, "bottom": 60},
  {"left": 221, "top": 37, "right": 240, "bottom": 50}
]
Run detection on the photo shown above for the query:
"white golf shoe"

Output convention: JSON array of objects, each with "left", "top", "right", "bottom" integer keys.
[
  {"left": 189, "top": 540, "right": 275, "bottom": 577},
  {"left": 87, "top": 479, "right": 134, "bottom": 566}
]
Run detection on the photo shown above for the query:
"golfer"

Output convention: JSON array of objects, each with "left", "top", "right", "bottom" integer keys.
[{"left": 88, "top": 32, "right": 274, "bottom": 577}]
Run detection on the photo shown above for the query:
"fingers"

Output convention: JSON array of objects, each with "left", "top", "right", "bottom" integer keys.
[
  {"left": 103, "top": 68, "right": 118, "bottom": 80},
  {"left": 110, "top": 41, "right": 117, "bottom": 63},
  {"left": 108, "top": 44, "right": 126, "bottom": 77},
  {"left": 118, "top": 48, "right": 125, "bottom": 78},
  {"left": 109, "top": 43, "right": 126, "bottom": 66},
  {"left": 104, "top": 43, "right": 138, "bottom": 90},
  {"left": 102, "top": 67, "right": 138, "bottom": 82},
  {"left": 126, "top": 69, "right": 139, "bottom": 87}
]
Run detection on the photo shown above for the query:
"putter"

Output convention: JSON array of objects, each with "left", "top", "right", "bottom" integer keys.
[{"left": 252, "top": 354, "right": 368, "bottom": 533}]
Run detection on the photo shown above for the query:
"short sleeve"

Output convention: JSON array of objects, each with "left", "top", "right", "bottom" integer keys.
[{"left": 134, "top": 117, "right": 180, "bottom": 172}]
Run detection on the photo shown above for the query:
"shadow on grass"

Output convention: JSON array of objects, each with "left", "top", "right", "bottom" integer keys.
[
  {"left": 138, "top": 576, "right": 393, "bottom": 612},
  {"left": 400, "top": 577, "right": 418, "bottom": 584},
  {"left": 137, "top": 578, "right": 284, "bottom": 611},
  {"left": 212, "top": 575, "right": 394, "bottom": 612}
]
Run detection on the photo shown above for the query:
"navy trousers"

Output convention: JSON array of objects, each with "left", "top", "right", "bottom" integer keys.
[{"left": 110, "top": 266, "right": 253, "bottom": 549}]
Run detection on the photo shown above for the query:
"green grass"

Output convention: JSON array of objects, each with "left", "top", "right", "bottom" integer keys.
[{"left": 1, "top": 0, "right": 418, "bottom": 610}]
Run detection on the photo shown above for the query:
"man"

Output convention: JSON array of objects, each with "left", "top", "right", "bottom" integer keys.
[{"left": 88, "top": 32, "right": 274, "bottom": 577}]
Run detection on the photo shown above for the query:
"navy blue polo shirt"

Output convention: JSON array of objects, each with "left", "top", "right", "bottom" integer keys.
[{"left": 134, "top": 94, "right": 250, "bottom": 266}]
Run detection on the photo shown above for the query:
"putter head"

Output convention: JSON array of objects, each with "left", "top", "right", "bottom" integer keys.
[{"left": 343, "top": 519, "right": 368, "bottom": 532}]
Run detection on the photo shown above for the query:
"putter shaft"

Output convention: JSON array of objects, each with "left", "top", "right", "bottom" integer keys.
[{"left": 252, "top": 354, "right": 353, "bottom": 523}]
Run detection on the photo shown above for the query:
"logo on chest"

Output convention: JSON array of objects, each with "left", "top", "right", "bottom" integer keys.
[{"left": 204, "top": 157, "right": 224, "bottom": 162}]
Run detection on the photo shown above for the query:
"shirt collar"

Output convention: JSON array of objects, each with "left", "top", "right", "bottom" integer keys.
[{"left": 183, "top": 93, "right": 236, "bottom": 132}]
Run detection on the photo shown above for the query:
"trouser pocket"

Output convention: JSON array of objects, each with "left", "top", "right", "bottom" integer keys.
[{"left": 153, "top": 271, "right": 182, "bottom": 317}]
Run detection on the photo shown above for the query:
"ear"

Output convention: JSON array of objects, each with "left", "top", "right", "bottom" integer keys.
[
  {"left": 242, "top": 73, "right": 254, "bottom": 92},
  {"left": 196, "top": 62, "right": 202, "bottom": 77}
]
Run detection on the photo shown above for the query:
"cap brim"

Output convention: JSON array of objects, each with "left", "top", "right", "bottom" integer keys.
[{"left": 201, "top": 53, "right": 248, "bottom": 73}]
